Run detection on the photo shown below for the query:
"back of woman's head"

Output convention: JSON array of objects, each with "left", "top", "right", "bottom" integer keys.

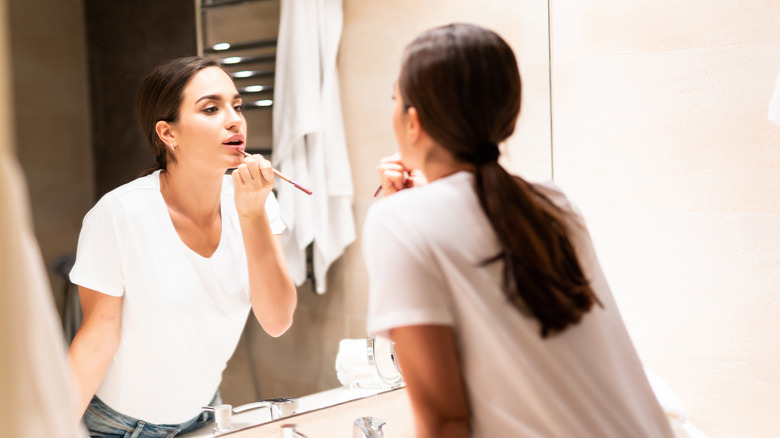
[
  {"left": 398, "top": 23, "right": 521, "bottom": 163},
  {"left": 137, "top": 56, "right": 218, "bottom": 175},
  {"left": 400, "top": 24, "right": 601, "bottom": 337}
]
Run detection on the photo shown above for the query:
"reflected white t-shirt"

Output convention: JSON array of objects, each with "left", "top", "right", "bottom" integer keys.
[
  {"left": 70, "top": 170, "right": 285, "bottom": 424},
  {"left": 364, "top": 171, "right": 673, "bottom": 438}
]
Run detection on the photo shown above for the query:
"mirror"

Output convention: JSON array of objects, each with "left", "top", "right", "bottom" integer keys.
[
  {"left": 12, "top": 0, "right": 778, "bottom": 436},
  {"left": 8, "top": 0, "right": 550, "bottom": 427}
]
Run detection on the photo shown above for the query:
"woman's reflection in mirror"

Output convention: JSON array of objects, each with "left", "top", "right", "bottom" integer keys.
[
  {"left": 67, "top": 56, "right": 297, "bottom": 437},
  {"left": 364, "top": 23, "right": 674, "bottom": 438}
]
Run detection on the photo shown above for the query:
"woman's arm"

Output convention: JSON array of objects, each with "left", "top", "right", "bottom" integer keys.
[
  {"left": 389, "top": 325, "right": 471, "bottom": 438},
  {"left": 240, "top": 218, "right": 297, "bottom": 337},
  {"left": 233, "top": 155, "right": 297, "bottom": 337},
  {"left": 67, "top": 286, "right": 122, "bottom": 418}
]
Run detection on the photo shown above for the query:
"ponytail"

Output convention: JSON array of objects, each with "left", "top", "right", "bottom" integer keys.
[
  {"left": 474, "top": 161, "right": 601, "bottom": 337},
  {"left": 141, "top": 148, "right": 167, "bottom": 177}
]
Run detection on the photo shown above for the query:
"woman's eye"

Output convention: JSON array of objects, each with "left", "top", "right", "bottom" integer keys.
[
  {"left": 234, "top": 104, "right": 244, "bottom": 112},
  {"left": 202, "top": 106, "right": 218, "bottom": 114}
]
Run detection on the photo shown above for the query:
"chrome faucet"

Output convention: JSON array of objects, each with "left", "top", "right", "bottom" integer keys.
[
  {"left": 232, "top": 397, "right": 300, "bottom": 420},
  {"left": 353, "top": 416, "right": 386, "bottom": 438}
]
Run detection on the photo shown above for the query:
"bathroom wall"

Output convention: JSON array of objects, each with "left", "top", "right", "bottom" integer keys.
[
  {"left": 549, "top": 1, "right": 780, "bottom": 436},
  {"left": 7, "top": 0, "right": 93, "bottom": 316},
  {"left": 235, "top": 0, "right": 553, "bottom": 402}
]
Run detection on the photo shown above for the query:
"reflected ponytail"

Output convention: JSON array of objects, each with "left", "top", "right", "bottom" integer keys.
[{"left": 401, "top": 23, "right": 601, "bottom": 337}]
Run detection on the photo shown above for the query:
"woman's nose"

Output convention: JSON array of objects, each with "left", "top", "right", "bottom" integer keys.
[{"left": 225, "top": 106, "right": 243, "bottom": 129}]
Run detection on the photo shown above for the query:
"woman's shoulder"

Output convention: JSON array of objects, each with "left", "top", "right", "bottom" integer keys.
[
  {"left": 89, "top": 173, "right": 160, "bottom": 217},
  {"left": 532, "top": 180, "right": 581, "bottom": 214},
  {"left": 365, "top": 173, "right": 471, "bottom": 235}
]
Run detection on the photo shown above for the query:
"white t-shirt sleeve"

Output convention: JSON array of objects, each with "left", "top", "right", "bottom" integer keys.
[
  {"left": 69, "top": 195, "right": 125, "bottom": 297},
  {"left": 363, "top": 202, "right": 455, "bottom": 338},
  {"left": 265, "top": 191, "right": 285, "bottom": 235}
]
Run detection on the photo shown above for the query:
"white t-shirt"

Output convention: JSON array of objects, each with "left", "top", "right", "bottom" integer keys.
[
  {"left": 363, "top": 171, "right": 673, "bottom": 438},
  {"left": 70, "top": 170, "right": 285, "bottom": 424}
]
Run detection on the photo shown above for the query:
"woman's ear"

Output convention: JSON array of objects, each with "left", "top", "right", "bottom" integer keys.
[
  {"left": 155, "top": 120, "right": 176, "bottom": 150},
  {"left": 406, "top": 106, "right": 422, "bottom": 145}
]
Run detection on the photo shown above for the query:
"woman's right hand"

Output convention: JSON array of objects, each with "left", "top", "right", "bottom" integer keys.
[{"left": 375, "top": 153, "right": 427, "bottom": 197}]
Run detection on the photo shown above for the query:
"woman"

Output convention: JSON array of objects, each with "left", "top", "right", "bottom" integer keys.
[
  {"left": 364, "top": 24, "right": 673, "bottom": 438},
  {"left": 68, "top": 57, "right": 297, "bottom": 437}
]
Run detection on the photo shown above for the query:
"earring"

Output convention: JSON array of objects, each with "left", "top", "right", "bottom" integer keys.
[{"left": 169, "top": 142, "right": 176, "bottom": 151}]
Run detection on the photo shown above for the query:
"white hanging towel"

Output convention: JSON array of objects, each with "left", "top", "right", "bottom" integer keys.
[
  {"left": 770, "top": 69, "right": 780, "bottom": 126},
  {"left": 273, "top": 0, "right": 355, "bottom": 293}
]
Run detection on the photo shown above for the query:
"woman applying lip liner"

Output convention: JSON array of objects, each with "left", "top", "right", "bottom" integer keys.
[
  {"left": 365, "top": 24, "right": 673, "bottom": 438},
  {"left": 67, "top": 57, "right": 296, "bottom": 437}
]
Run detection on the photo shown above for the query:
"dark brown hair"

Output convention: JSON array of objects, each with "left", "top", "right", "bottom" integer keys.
[
  {"left": 399, "top": 23, "right": 601, "bottom": 337},
  {"left": 137, "top": 56, "right": 219, "bottom": 176}
]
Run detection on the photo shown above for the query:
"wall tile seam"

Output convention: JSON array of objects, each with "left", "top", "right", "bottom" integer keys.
[
  {"left": 648, "top": 365, "right": 780, "bottom": 388},
  {"left": 552, "top": 40, "right": 780, "bottom": 62},
  {"left": 578, "top": 206, "right": 780, "bottom": 218}
]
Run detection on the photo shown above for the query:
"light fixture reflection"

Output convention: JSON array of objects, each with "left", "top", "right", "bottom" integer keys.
[{"left": 212, "top": 43, "right": 231, "bottom": 51}]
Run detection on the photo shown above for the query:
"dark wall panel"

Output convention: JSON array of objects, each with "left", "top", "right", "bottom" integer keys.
[{"left": 85, "top": 0, "right": 197, "bottom": 198}]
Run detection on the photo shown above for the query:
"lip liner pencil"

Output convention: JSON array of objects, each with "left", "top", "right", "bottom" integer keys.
[{"left": 240, "top": 150, "right": 313, "bottom": 195}]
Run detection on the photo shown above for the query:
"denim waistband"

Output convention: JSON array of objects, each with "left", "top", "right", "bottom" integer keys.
[{"left": 82, "top": 393, "right": 218, "bottom": 438}]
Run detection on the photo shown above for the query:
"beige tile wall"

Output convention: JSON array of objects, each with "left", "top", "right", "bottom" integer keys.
[
  {"left": 8, "top": 0, "right": 93, "bottom": 315},
  {"left": 551, "top": 1, "right": 780, "bottom": 436}
]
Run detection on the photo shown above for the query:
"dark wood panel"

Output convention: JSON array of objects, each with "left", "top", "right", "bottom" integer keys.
[{"left": 84, "top": 0, "right": 197, "bottom": 198}]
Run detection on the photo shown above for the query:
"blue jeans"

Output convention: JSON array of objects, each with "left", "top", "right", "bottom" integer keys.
[{"left": 82, "top": 393, "right": 219, "bottom": 438}]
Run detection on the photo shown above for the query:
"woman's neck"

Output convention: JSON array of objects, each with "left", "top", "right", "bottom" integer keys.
[
  {"left": 419, "top": 144, "right": 475, "bottom": 182},
  {"left": 159, "top": 165, "right": 224, "bottom": 222}
]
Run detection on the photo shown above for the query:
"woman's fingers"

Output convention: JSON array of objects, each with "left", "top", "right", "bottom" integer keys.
[
  {"left": 407, "top": 169, "right": 428, "bottom": 188},
  {"left": 375, "top": 153, "right": 429, "bottom": 197},
  {"left": 237, "top": 154, "right": 274, "bottom": 186}
]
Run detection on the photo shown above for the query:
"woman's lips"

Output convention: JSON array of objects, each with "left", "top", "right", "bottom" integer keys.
[{"left": 223, "top": 139, "right": 245, "bottom": 151}]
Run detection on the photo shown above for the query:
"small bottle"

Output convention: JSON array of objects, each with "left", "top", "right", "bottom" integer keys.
[{"left": 213, "top": 404, "right": 233, "bottom": 435}]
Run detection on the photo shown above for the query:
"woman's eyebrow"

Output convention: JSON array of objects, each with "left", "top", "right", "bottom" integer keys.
[
  {"left": 195, "top": 94, "right": 221, "bottom": 104},
  {"left": 194, "top": 93, "right": 242, "bottom": 104}
]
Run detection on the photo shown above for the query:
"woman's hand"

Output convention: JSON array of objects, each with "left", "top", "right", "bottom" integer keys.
[
  {"left": 376, "top": 153, "right": 428, "bottom": 197},
  {"left": 233, "top": 154, "right": 275, "bottom": 219}
]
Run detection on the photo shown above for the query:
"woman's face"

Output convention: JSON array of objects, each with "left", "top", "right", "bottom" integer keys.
[
  {"left": 392, "top": 81, "right": 414, "bottom": 167},
  {"left": 171, "top": 66, "right": 246, "bottom": 170}
]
